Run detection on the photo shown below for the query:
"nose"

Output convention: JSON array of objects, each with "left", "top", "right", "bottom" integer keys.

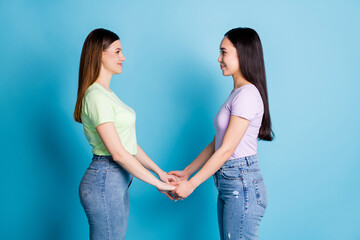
[
  {"left": 120, "top": 53, "right": 126, "bottom": 61},
  {"left": 218, "top": 55, "right": 222, "bottom": 63}
]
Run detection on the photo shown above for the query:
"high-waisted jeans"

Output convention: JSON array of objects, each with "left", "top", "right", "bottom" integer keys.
[
  {"left": 213, "top": 155, "right": 267, "bottom": 240},
  {"left": 79, "top": 155, "right": 133, "bottom": 240}
]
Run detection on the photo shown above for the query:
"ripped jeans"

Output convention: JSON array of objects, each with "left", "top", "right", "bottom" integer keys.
[
  {"left": 213, "top": 155, "right": 267, "bottom": 240},
  {"left": 79, "top": 155, "right": 133, "bottom": 240}
]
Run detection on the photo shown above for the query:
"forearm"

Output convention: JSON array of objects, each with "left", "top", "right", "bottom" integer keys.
[
  {"left": 134, "top": 145, "right": 165, "bottom": 176},
  {"left": 184, "top": 141, "right": 215, "bottom": 176},
  {"left": 112, "top": 150, "right": 163, "bottom": 188},
  {"left": 189, "top": 147, "right": 232, "bottom": 188}
]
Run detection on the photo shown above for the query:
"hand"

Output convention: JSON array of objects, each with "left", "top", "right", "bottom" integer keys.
[
  {"left": 158, "top": 171, "right": 179, "bottom": 184},
  {"left": 167, "top": 170, "right": 190, "bottom": 181},
  {"left": 169, "top": 180, "right": 196, "bottom": 200},
  {"left": 158, "top": 189, "right": 175, "bottom": 200},
  {"left": 156, "top": 181, "right": 176, "bottom": 200}
]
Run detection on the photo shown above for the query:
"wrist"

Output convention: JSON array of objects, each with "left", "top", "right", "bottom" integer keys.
[
  {"left": 189, "top": 177, "right": 200, "bottom": 188},
  {"left": 155, "top": 169, "right": 166, "bottom": 177},
  {"left": 183, "top": 167, "right": 192, "bottom": 177}
]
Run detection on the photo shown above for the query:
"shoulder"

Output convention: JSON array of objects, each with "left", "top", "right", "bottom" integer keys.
[
  {"left": 83, "top": 85, "right": 108, "bottom": 103},
  {"left": 229, "top": 84, "right": 263, "bottom": 119},
  {"left": 233, "top": 84, "right": 260, "bottom": 102},
  {"left": 82, "top": 86, "right": 113, "bottom": 114},
  {"left": 238, "top": 84, "right": 260, "bottom": 95}
]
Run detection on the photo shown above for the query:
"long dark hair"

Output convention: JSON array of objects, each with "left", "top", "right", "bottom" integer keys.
[
  {"left": 225, "top": 27, "right": 274, "bottom": 141},
  {"left": 74, "top": 28, "right": 120, "bottom": 123}
]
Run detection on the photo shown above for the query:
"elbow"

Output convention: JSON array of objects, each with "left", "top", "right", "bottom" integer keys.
[
  {"left": 218, "top": 147, "right": 234, "bottom": 159},
  {"left": 111, "top": 150, "right": 129, "bottom": 164}
]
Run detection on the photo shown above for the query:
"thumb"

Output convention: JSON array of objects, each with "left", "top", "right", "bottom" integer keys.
[{"left": 169, "top": 181, "right": 179, "bottom": 186}]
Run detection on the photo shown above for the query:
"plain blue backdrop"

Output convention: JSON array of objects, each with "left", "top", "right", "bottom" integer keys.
[{"left": 1, "top": 0, "right": 359, "bottom": 239}]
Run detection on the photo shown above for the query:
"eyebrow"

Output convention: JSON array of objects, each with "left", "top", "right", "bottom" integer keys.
[
  {"left": 220, "top": 47, "right": 227, "bottom": 51},
  {"left": 115, "top": 48, "right": 122, "bottom": 50}
]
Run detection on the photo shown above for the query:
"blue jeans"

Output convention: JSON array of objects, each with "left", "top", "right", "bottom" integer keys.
[
  {"left": 79, "top": 155, "right": 133, "bottom": 240},
  {"left": 213, "top": 155, "right": 267, "bottom": 240}
]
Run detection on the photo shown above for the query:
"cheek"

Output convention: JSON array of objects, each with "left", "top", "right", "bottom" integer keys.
[
  {"left": 102, "top": 57, "right": 117, "bottom": 71},
  {"left": 105, "top": 55, "right": 117, "bottom": 65},
  {"left": 227, "top": 56, "right": 239, "bottom": 71}
]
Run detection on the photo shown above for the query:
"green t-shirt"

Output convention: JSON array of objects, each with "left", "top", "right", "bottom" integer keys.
[{"left": 81, "top": 82, "right": 138, "bottom": 156}]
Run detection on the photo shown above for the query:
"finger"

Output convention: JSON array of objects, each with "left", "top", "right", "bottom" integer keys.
[
  {"left": 168, "top": 175, "right": 179, "bottom": 182},
  {"left": 169, "top": 181, "right": 179, "bottom": 186},
  {"left": 159, "top": 190, "right": 174, "bottom": 200},
  {"left": 166, "top": 184, "right": 176, "bottom": 191},
  {"left": 170, "top": 189, "right": 179, "bottom": 196},
  {"left": 168, "top": 171, "right": 181, "bottom": 176},
  {"left": 171, "top": 175, "right": 180, "bottom": 180},
  {"left": 175, "top": 196, "right": 183, "bottom": 201},
  {"left": 164, "top": 192, "right": 174, "bottom": 200}
]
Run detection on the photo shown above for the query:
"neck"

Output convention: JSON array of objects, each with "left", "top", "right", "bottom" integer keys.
[
  {"left": 232, "top": 72, "right": 250, "bottom": 90},
  {"left": 95, "top": 67, "right": 113, "bottom": 91}
]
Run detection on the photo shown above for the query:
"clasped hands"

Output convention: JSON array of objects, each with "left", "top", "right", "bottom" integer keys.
[{"left": 157, "top": 170, "right": 196, "bottom": 201}]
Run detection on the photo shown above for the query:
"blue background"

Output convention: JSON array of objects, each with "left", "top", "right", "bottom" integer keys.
[{"left": 1, "top": 0, "right": 359, "bottom": 239}]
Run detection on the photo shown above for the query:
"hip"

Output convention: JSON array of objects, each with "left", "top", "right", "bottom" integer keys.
[
  {"left": 213, "top": 155, "right": 268, "bottom": 209},
  {"left": 79, "top": 155, "right": 133, "bottom": 199}
]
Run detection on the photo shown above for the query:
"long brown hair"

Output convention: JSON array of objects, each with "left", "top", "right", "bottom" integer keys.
[
  {"left": 225, "top": 28, "right": 274, "bottom": 141},
  {"left": 74, "top": 28, "right": 120, "bottom": 123}
]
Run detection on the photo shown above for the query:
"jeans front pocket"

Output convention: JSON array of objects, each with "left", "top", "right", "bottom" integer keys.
[
  {"left": 253, "top": 177, "right": 267, "bottom": 209},
  {"left": 220, "top": 167, "right": 242, "bottom": 180},
  {"left": 79, "top": 168, "right": 99, "bottom": 199}
]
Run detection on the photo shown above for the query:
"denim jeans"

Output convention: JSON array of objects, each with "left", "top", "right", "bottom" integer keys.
[
  {"left": 79, "top": 155, "right": 133, "bottom": 240},
  {"left": 213, "top": 155, "right": 267, "bottom": 240}
]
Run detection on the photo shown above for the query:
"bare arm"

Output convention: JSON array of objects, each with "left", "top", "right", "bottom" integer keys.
[
  {"left": 170, "top": 115, "right": 250, "bottom": 198},
  {"left": 96, "top": 122, "right": 174, "bottom": 191},
  {"left": 135, "top": 144, "right": 178, "bottom": 182},
  {"left": 169, "top": 137, "right": 215, "bottom": 180}
]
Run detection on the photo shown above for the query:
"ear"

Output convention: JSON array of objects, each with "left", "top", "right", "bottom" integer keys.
[{"left": 100, "top": 52, "right": 105, "bottom": 66}]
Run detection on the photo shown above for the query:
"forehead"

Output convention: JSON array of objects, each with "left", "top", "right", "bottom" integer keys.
[
  {"left": 107, "top": 39, "right": 121, "bottom": 50},
  {"left": 220, "top": 37, "right": 233, "bottom": 49}
]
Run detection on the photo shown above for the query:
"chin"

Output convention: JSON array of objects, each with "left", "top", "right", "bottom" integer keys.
[{"left": 222, "top": 72, "right": 230, "bottom": 76}]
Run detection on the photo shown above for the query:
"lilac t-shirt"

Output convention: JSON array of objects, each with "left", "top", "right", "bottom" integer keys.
[{"left": 214, "top": 84, "right": 264, "bottom": 159}]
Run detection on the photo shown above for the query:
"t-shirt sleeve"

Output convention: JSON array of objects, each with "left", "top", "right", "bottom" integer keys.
[
  {"left": 83, "top": 91, "right": 115, "bottom": 127},
  {"left": 231, "top": 89, "right": 258, "bottom": 121}
]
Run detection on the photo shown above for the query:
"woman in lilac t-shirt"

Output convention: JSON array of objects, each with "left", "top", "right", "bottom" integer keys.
[{"left": 169, "top": 28, "right": 274, "bottom": 239}]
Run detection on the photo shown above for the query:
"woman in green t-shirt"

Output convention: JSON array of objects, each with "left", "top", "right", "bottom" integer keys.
[{"left": 74, "top": 28, "right": 176, "bottom": 240}]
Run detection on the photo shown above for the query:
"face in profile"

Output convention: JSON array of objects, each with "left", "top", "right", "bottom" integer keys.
[
  {"left": 218, "top": 37, "right": 241, "bottom": 77},
  {"left": 102, "top": 39, "right": 126, "bottom": 75}
]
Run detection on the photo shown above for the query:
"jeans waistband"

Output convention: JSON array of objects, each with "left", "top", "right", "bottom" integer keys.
[
  {"left": 223, "top": 154, "right": 258, "bottom": 168},
  {"left": 92, "top": 154, "right": 114, "bottom": 161},
  {"left": 90, "top": 154, "right": 120, "bottom": 169}
]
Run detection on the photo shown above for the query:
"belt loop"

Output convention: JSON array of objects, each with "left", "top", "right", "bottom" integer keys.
[{"left": 245, "top": 156, "right": 251, "bottom": 166}]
